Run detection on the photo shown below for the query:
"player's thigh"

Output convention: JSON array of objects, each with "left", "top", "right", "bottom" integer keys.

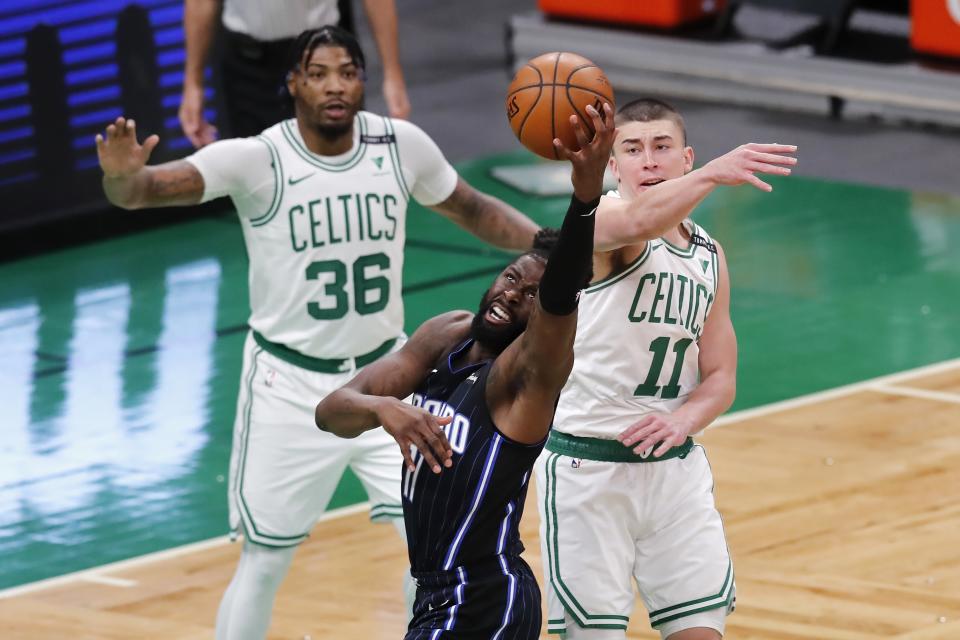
[
  {"left": 632, "top": 446, "right": 734, "bottom": 637},
  {"left": 536, "top": 452, "right": 637, "bottom": 632},
  {"left": 231, "top": 345, "right": 355, "bottom": 543}
]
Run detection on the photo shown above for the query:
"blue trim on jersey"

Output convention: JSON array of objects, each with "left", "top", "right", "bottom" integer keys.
[
  {"left": 431, "top": 566, "right": 467, "bottom": 639},
  {"left": 496, "top": 501, "right": 516, "bottom": 554},
  {"left": 443, "top": 434, "right": 504, "bottom": 570},
  {"left": 447, "top": 338, "right": 489, "bottom": 375},
  {"left": 492, "top": 555, "right": 518, "bottom": 640}
]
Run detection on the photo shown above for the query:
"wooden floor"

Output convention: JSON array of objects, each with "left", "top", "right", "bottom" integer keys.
[{"left": 3, "top": 363, "right": 960, "bottom": 639}]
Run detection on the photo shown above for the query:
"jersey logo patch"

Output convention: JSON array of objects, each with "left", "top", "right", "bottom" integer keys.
[
  {"left": 690, "top": 233, "right": 717, "bottom": 253},
  {"left": 287, "top": 172, "right": 315, "bottom": 186},
  {"left": 372, "top": 156, "right": 384, "bottom": 169},
  {"left": 361, "top": 133, "right": 397, "bottom": 144},
  {"left": 701, "top": 259, "right": 710, "bottom": 273}
]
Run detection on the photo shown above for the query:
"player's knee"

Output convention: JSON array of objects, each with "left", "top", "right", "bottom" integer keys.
[
  {"left": 663, "top": 624, "right": 723, "bottom": 640},
  {"left": 243, "top": 543, "right": 296, "bottom": 589}
]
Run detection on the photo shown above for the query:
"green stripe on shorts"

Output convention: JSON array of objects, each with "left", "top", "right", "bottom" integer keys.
[{"left": 544, "top": 453, "right": 630, "bottom": 630}]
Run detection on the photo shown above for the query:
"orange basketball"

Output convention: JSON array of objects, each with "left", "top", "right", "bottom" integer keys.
[{"left": 506, "top": 52, "right": 615, "bottom": 160}]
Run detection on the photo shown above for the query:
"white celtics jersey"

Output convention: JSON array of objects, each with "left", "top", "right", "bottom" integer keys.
[
  {"left": 187, "top": 112, "right": 457, "bottom": 359},
  {"left": 554, "top": 218, "right": 720, "bottom": 439}
]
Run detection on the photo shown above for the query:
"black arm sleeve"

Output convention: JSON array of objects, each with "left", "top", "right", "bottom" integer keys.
[{"left": 537, "top": 194, "right": 600, "bottom": 316}]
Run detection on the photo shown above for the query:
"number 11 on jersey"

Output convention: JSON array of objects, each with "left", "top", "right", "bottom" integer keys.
[{"left": 633, "top": 337, "right": 693, "bottom": 399}]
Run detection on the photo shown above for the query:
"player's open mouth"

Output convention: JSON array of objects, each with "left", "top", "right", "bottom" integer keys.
[
  {"left": 485, "top": 302, "right": 512, "bottom": 325},
  {"left": 641, "top": 178, "right": 665, "bottom": 187},
  {"left": 323, "top": 103, "right": 348, "bottom": 118}
]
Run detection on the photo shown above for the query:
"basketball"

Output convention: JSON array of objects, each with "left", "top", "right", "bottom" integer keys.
[{"left": 505, "top": 52, "right": 615, "bottom": 160}]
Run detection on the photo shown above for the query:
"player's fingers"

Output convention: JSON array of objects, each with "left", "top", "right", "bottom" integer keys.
[
  {"left": 105, "top": 123, "right": 117, "bottom": 139},
  {"left": 747, "top": 161, "right": 791, "bottom": 176},
  {"left": 653, "top": 434, "right": 681, "bottom": 458},
  {"left": 622, "top": 423, "right": 660, "bottom": 447},
  {"left": 142, "top": 134, "right": 160, "bottom": 158},
  {"left": 584, "top": 103, "right": 605, "bottom": 133},
  {"left": 746, "top": 143, "right": 798, "bottom": 154},
  {"left": 95, "top": 133, "right": 104, "bottom": 149},
  {"left": 399, "top": 441, "right": 416, "bottom": 472},
  {"left": 570, "top": 114, "right": 590, "bottom": 148},
  {"left": 424, "top": 420, "right": 453, "bottom": 466},
  {"left": 552, "top": 138, "right": 574, "bottom": 161},
  {"left": 748, "top": 151, "right": 797, "bottom": 166},
  {"left": 618, "top": 416, "right": 655, "bottom": 443},
  {"left": 409, "top": 429, "right": 443, "bottom": 474},
  {"left": 633, "top": 428, "right": 670, "bottom": 455},
  {"left": 760, "top": 163, "right": 791, "bottom": 176},
  {"left": 746, "top": 173, "right": 773, "bottom": 192}
]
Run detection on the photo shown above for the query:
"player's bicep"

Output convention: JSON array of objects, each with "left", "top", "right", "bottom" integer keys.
[
  {"left": 350, "top": 311, "right": 472, "bottom": 398},
  {"left": 493, "top": 305, "right": 576, "bottom": 397}
]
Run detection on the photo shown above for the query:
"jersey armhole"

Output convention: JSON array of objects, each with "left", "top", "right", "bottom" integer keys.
[
  {"left": 249, "top": 135, "right": 284, "bottom": 227},
  {"left": 382, "top": 116, "right": 412, "bottom": 202}
]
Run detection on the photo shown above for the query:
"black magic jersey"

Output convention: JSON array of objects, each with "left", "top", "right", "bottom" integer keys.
[{"left": 402, "top": 339, "right": 546, "bottom": 573}]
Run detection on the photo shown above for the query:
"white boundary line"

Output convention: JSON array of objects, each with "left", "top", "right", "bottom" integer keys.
[
  {"left": 0, "top": 502, "right": 371, "bottom": 599},
  {"left": 3, "top": 357, "right": 959, "bottom": 600},
  {"left": 867, "top": 384, "right": 960, "bottom": 405},
  {"left": 711, "top": 357, "right": 960, "bottom": 427},
  {"left": 78, "top": 575, "right": 139, "bottom": 588}
]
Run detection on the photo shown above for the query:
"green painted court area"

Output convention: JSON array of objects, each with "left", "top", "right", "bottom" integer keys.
[{"left": 1, "top": 150, "right": 958, "bottom": 589}]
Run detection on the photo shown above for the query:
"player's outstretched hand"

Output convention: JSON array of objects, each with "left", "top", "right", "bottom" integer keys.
[
  {"left": 617, "top": 412, "right": 693, "bottom": 459},
  {"left": 703, "top": 143, "right": 798, "bottom": 193},
  {"left": 96, "top": 117, "right": 160, "bottom": 179},
  {"left": 378, "top": 399, "right": 454, "bottom": 474},
  {"left": 553, "top": 102, "right": 616, "bottom": 203}
]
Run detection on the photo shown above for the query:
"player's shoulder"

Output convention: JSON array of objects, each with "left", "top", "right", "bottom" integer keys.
[
  {"left": 186, "top": 134, "right": 273, "bottom": 174},
  {"left": 419, "top": 310, "right": 473, "bottom": 337},
  {"left": 380, "top": 114, "right": 434, "bottom": 146},
  {"left": 406, "top": 311, "right": 472, "bottom": 360}
]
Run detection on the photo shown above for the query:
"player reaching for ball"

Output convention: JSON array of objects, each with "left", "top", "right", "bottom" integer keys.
[
  {"left": 535, "top": 97, "right": 797, "bottom": 640},
  {"left": 316, "top": 101, "right": 616, "bottom": 640}
]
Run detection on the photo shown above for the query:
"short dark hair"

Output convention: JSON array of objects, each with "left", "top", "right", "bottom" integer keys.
[
  {"left": 287, "top": 25, "right": 366, "bottom": 75},
  {"left": 528, "top": 227, "right": 558, "bottom": 260},
  {"left": 516, "top": 226, "right": 592, "bottom": 284},
  {"left": 615, "top": 98, "right": 687, "bottom": 145}
]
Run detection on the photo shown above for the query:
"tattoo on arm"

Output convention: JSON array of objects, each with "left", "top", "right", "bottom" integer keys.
[
  {"left": 436, "top": 180, "right": 537, "bottom": 251},
  {"left": 147, "top": 160, "right": 204, "bottom": 205}
]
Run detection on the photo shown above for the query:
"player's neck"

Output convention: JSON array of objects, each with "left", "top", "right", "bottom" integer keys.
[
  {"left": 461, "top": 341, "right": 497, "bottom": 367},
  {"left": 662, "top": 222, "right": 691, "bottom": 247},
  {"left": 295, "top": 119, "right": 355, "bottom": 156}
]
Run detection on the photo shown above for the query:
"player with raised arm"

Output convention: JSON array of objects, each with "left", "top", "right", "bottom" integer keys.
[{"left": 315, "top": 102, "right": 615, "bottom": 639}]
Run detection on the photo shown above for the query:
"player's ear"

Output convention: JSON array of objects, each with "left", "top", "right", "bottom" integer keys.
[
  {"left": 608, "top": 155, "right": 620, "bottom": 183},
  {"left": 683, "top": 146, "right": 694, "bottom": 174},
  {"left": 286, "top": 70, "right": 298, "bottom": 98}
]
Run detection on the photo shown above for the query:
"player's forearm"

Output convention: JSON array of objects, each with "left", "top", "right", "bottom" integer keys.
[
  {"left": 183, "top": 0, "right": 221, "bottom": 87},
  {"left": 672, "top": 368, "right": 736, "bottom": 436},
  {"left": 459, "top": 191, "right": 540, "bottom": 251},
  {"left": 539, "top": 194, "right": 599, "bottom": 316},
  {"left": 595, "top": 168, "right": 719, "bottom": 251},
  {"left": 361, "top": 0, "right": 404, "bottom": 81},
  {"left": 315, "top": 389, "right": 386, "bottom": 439},
  {"left": 102, "top": 163, "right": 205, "bottom": 210},
  {"left": 102, "top": 171, "right": 153, "bottom": 210}
]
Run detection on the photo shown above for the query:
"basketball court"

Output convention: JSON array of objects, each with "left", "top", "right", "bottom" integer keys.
[
  {"left": 1, "top": 0, "right": 959, "bottom": 637},
  {"left": 3, "top": 151, "right": 959, "bottom": 636}
]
